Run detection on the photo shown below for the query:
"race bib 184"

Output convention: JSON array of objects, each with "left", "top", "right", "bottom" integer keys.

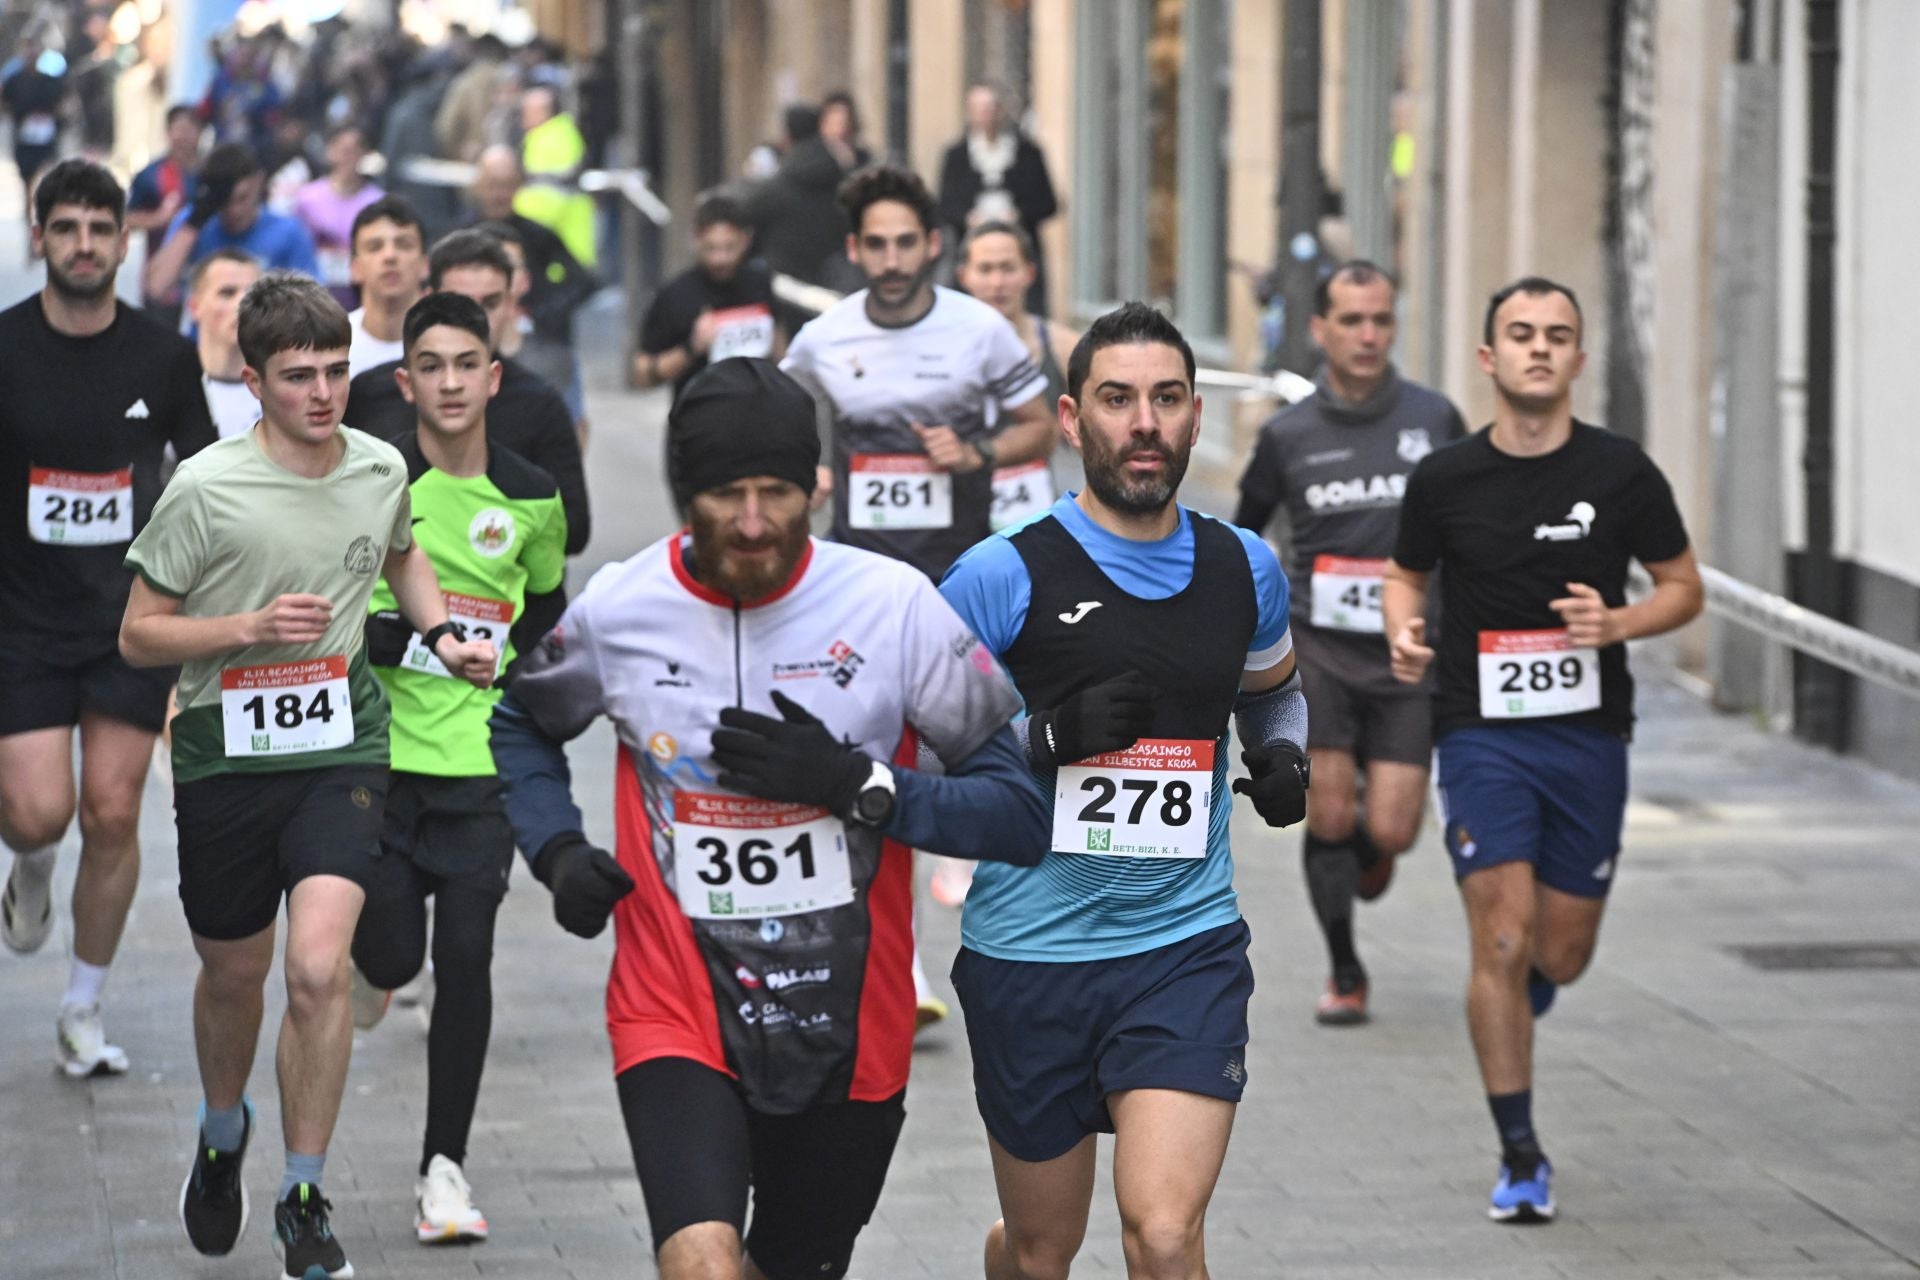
[
  {"left": 28, "top": 466, "right": 133, "bottom": 546},
  {"left": 1310, "top": 554, "right": 1387, "bottom": 633},
  {"left": 220, "top": 656, "right": 355, "bottom": 757},
  {"left": 673, "top": 792, "right": 855, "bottom": 919},
  {"left": 1477, "top": 630, "right": 1600, "bottom": 719},
  {"left": 1052, "top": 739, "right": 1214, "bottom": 859},
  {"left": 848, "top": 454, "right": 953, "bottom": 530},
  {"left": 402, "top": 592, "right": 513, "bottom": 679}
]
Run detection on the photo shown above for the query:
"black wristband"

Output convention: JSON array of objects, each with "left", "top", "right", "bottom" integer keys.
[{"left": 420, "top": 620, "right": 466, "bottom": 654}]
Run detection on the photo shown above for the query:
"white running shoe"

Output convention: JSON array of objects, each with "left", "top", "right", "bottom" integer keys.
[
  {"left": 348, "top": 961, "right": 392, "bottom": 1032},
  {"left": 3, "top": 849, "right": 56, "bottom": 955},
  {"left": 416, "top": 1155, "right": 489, "bottom": 1244},
  {"left": 57, "top": 1003, "right": 129, "bottom": 1077}
]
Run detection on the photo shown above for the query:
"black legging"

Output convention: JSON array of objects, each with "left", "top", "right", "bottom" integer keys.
[{"left": 352, "top": 862, "right": 500, "bottom": 1176}]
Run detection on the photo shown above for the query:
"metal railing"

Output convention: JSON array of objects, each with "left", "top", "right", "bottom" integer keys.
[{"left": 1701, "top": 566, "right": 1920, "bottom": 698}]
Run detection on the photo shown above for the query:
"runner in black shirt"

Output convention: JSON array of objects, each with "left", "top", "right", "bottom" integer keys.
[
  {"left": 1235, "top": 261, "right": 1465, "bottom": 1026},
  {"left": 0, "top": 160, "right": 215, "bottom": 1077},
  {"left": 1384, "top": 277, "right": 1701, "bottom": 1225},
  {"left": 633, "top": 194, "right": 784, "bottom": 406}
]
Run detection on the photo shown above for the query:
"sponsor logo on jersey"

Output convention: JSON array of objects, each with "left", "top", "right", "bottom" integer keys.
[
  {"left": 759, "top": 918, "right": 785, "bottom": 944},
  {"left": 772, "top": 640, "right": 865, "bottom": 687},
  {"left": 124, "top": 398, "right": 150, "bottom": 419},
  {"left": 764, "top": 964, "right": 830, "bottom": 991},
  {"left": 1533, "top": 501, "right": 1596, "bottom": 542},
  {"left": 1304, "top": 474, "right": 1407, "bottom": 510},
  {"left": 343, "top": 534, "right": 379, "bottom": 575},
  {"left": 735, "top": 965, "right": 761, "bottom": 988},
  {"left": 469, "top": 508, "right": 517, "bottom": 557},
  {"left": 1058, "top": 601, "right": 1103, "bottom": 625},
  {"left": 654, "top": 658, "right": 693, "bottom": 688},
  {"left": 1398, "top": 428, "right": 1434, "bottom": 463},
  {"left": 1303, "top": 447, "right": 1355, "bottom": 466}
]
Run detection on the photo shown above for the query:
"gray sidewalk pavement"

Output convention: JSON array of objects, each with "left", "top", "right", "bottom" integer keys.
[{"left": 0, "top": 189, "right": 1916, "bottom": 1277}]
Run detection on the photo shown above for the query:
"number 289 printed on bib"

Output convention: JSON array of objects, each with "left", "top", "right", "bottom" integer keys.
[
  {"left": 1052, "top": 739, "right": 1213, "bottom": 859},
  {"left": 1477, "top": 629, "right": 1600, "bottom": 719}
]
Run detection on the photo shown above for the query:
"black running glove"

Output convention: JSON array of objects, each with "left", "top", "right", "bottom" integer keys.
[
  {"left": 1232, "top": 742, "right": 1311, "bottom": 828},
  {"left": 533, "top": 834, "right": 634, "bottom": 939},
  {"left": 1026, "top": 671, "right": 1162, "bottom": 768},
  {"left": 710, "top": 690, "right": 870, "bottom": 816},
  {"left": 185, "top": 175, "right": 232, "bottom": 230}
]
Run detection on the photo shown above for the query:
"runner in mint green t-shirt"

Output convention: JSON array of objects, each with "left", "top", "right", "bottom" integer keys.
[{"left": 348, "top": 291, "right": 567, "bottom": 1247}]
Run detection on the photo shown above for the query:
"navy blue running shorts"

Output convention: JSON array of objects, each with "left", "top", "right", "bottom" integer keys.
[
  {"left": 1434, "top": 723, "right": 1628, "bottom": 898},
  {"left": 951, "top": 918, "right": 1254, "bottom": 1164}
]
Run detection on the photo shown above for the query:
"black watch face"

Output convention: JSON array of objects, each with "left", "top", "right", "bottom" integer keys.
[{"left": 856, "top": 786, "right": 894, "bottom": 824}]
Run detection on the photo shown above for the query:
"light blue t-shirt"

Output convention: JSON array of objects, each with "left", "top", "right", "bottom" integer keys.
[
  {"left": 938, "top": 495, "right": 1291, "bottom": 962},
  {"left": 167, "top": 206, "right": 320, "bottom": 278}
]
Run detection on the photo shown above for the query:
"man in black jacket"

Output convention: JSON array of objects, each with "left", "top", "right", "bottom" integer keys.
[{"left": 936, "top": 83, "right": 1059, "bottom": 316}]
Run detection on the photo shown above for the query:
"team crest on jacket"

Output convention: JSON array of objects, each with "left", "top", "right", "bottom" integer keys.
[
  {"left": 1397, "top": 428, "right": 1433, "bottom": 464},
  {"left": 468, "top": 508, "right": 516, "bottom": 557}
]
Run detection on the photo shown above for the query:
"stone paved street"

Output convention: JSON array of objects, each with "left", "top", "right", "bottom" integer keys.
[{"left": 1, "top": 194, "right": 1917, "bottom": 1279}]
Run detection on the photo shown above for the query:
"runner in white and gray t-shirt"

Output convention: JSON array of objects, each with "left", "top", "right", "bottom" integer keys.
[{"left": 1234, "top": 260, "right": 1466, "bottom": 1026}]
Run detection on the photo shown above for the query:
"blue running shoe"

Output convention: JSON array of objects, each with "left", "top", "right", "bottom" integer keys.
[
  {"left": 1489, "top": 1154, "right": 1555, "bottom": 1223},
  {"left": 1527, "top": 967, "right": 1558, "bottom": 1017}
]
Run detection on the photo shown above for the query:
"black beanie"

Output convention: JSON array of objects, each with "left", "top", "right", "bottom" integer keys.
[{"left": 668, "top": 357, "right": 820, "bottom": 507}]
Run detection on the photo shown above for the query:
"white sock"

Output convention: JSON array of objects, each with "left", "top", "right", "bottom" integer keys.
[
  {"left": 911, "top": 942, "right": 934, "bottom": 1003},
  {"left": 11, "top": 844, "right": 58, "bottom": 886},
  {"left": 64, "top": 959, "right": 109, "bottom": 1010}
]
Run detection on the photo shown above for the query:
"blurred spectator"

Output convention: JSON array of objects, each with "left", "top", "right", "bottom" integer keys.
[
  {"left": 2, "top": 27, "right": 69, "bottom": 244},
  {"left": 515, "top": 83, "right": 597, "bottom": 269},
  {"left": 936, "top": 82, "right": 1059, "bottom": 316},
  {"left": 743, "top": 102, "right": 817, "bottom": 182},
  {"left": 817, "top": 89, "right": 871, "bottom": 171},
  {"left": 127, "top": 104, "right": 204, "bottom": 327},
  {"left": 185, "top": 247, "right": 262, "bottom": 437},
  {"left": 470, "top": 144, "right": 597, "bottom": 348},
  {"left": 70, "top": 7, "right": 118, "bottom": 160},
  {"left": 380, "top": 56, "right": 463, "bottom": 243},
  {"left": 111, "top": 16, "right": 173, "bottom": 179},
  {"left": 201, "top": 35, "right": 283, "bottom": 147},
  {"left": 345, "top": 194, "right": 427, "bottom": 375},
  {"left": 483, "top": 218, "right": 588, "bottom": 444},
  {"left": 747, "top": 102, "right": 862, "bottom": 292},
  {"left": 294, "top": 122, "right": 385, "bottom": 307},
  {"left": 435, "top": 33, "right": 507, "bottom": 162},
  {"left": 263, "top": 113, "right": 318, "bottom": 212},
  {"left": 634, "top": 193, "right": 782, "bottom": 405},
  {"left": 145, "top": 141, "right": 318, "bottom": 307}
]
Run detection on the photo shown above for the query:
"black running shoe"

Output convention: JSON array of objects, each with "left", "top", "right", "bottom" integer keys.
[
  {"left": 179, "top": 1101, "right": 251, "bottom": 1255},
  {"left": 275, "top": 1183, "right": 354, "bottom": 1279}
]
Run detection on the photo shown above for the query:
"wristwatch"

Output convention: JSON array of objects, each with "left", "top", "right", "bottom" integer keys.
[
  {"left": 848, "top": 758, "right": 897, "bottom": 828},
  {"left": 420, "top": 619, "right": 467, "bottom": 659},
  {"left": 972, "top": 435, "right": 998, "bottom": 473}
]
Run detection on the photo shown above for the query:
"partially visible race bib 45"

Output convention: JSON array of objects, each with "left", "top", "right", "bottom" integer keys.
[
  {"left": 1052, "top": 738, "right": 1213, "bottom": 859},
  {"left": 1310, "top": 554, "right": 1386, "bottom": 633},
  {"left": 673, "top": 792, "right": 855, "bottom": 919},
  {"left": 220, "top": 656, "right": 355, "bottom": 757},
  {"left": 1477, "top": 629, "right": 1600, "bottom": 719},
  {"left": 28, "top": 466, "right": 132, "bottom": 546}
]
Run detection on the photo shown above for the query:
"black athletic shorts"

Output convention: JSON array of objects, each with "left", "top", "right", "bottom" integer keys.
[
  {"left": 173, "top": 764, "right": 388, "bottom": 941},
  {"left": 0, "top": 629, "right": 175, "bottom": 737},
  {"left": 1293, "top": 623, "right": 1434, "bottom": 766},
  {"left": 617, "top": 1057, "right": 905, "bottom": 1279},
  {"left": 373, "top": 772, "right": 513, "bottom": 900}
]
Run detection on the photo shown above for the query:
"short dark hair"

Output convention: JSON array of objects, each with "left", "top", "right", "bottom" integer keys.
[
  {"left": 1066, "top": 302, "right": 1196, "bottom": 402},
  {"left": 837, "top": 164, "right": 937, "bottom": 235},
  {"left": 32, "top": 159, "right": 125, "bottom": 228},
  {"left": 165, "top": 103, "right": 199, "bottom": 128},
  {"left": 201, "top": 142, "right": 264, "bottom": 194},
  {"left": 694, "top": 193, "right": 749, "bottom": 232},
  {"left": 238, "top": 270, "right": 351, "bottom": 372},
  {"left": 820, "top": 89, "right": 860, "bottom": 131},
  {"left": 349, "top": 194, "right": 424, "bottom": 254},
  {"left": 188, "top": 246, "right": 261, "bottom": 293},
  {"left": 475, "top": 219, "right": 524, "bottom": 251},
  {"left": 1482, "top": 275, "right": 1584, "bottom": 346},
  {"left": 783, "top": 103, "right": 820, "bottom": 144},
  {"left": 959, "top": 218, "right": 1035, "bottom": 267},
  {"left": 1315, "top": 259, "right": 1397, "bottom": 316},
  {"left": 427, "top": 228, "right": 513, "bottom": 290},
  {"left": 402, "top": 291, "right": 493, "bottom": 359},
  {"left": 324, "top": 120, "right": 368, "bottom": 147}
]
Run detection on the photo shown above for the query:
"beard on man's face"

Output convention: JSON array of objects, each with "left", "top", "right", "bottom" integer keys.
[
  {"left": 687, "top": 501, "right": 812, "bottom": 602},
  {"left": 1080, "top": 423, "right": 1192, "bottom": 517},
  {"left": 47, "top": 254, "right": 116, "bottom": 302}
]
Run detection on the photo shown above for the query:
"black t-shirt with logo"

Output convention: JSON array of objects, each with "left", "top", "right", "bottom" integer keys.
[
  {"left": 1236, "top": 368, "right": 1465, "bottom": 624},
  {"left": 1392, "top": 422, "right": 1690, "bottom": 740},
  {"left": 638, "top": 260, "right": 778, "bottom": 403},
  {"left": 0, "top": 297, "right": 215, "bottom": 637}
]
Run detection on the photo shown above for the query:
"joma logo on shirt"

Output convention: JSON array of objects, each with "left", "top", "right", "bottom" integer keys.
[{"left": 1304, "top": 475, "right": 1406, "bottom": 510}]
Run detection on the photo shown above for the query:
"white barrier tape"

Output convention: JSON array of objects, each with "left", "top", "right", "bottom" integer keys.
[
  {"left": 1702, "top": 565, "right": 1920, "bottom": 697},
  {"left": 768, "top": 273, "right": 1314, "bottom": 403},
  {"left": 394, "top": 157, "right": 674, "bottom": 225}
]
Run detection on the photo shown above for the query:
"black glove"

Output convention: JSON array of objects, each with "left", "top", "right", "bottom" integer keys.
[
  {"left": 710, "top": 690, "right": 870, "bottom": 816},
  {"left": 1026, "top": 671, "right": 1161, "bottom": 768},
  {"left": 533, "top": 834, "right": 634, "bottom": 939},
  {"left": 1232, "top": 742, "right": 1311, "bottom": 828},
  {"left": 184, "top": 174, "right": 231, "bottom": 231}
]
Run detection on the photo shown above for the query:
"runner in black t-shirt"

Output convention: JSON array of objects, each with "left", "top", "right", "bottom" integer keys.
[
  {"left": 1235, "top": 260, "right": 1465, "bottom": 1026},
  {"left": 1384, "top": 277, "right": 1702, "bottom": 1225},
  {"left": 0, "top": 161, "right": 216, "bottom": 1078},
  {"left": 633, "top": 194, "right": 784, "bottom": 406}
]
